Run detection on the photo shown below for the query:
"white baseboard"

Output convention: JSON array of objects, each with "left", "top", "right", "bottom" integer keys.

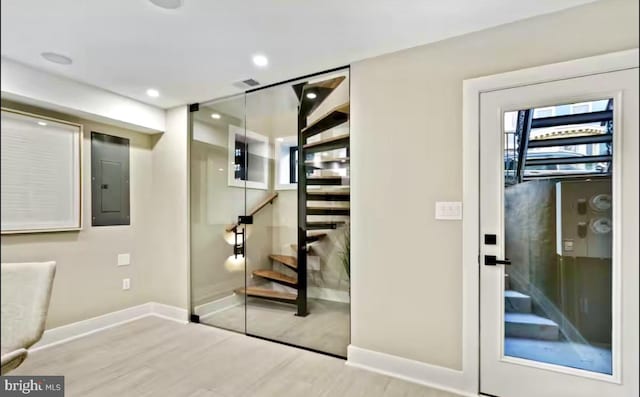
[
  {"left": 193, "top": 294, "right": 242, "bottom": 320},
  {"left": 30, "top": 302, "right": 188, "bottom": 352},
  {"left": 308, "top": 287, "right": 350, "bottom": 303},
  {"left": 346, "top": 345, "right": 477, "bottom": 397},
  {"left": 150, "top": 302, "right": 189, "bottom": 323},
  {"left": 270, "top": 282, "right": 350, "bottom": 304}
]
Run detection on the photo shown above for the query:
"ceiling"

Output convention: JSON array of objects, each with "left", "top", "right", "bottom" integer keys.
[{"left": 1, "top": 0, "right": 594, "bottom": 109}]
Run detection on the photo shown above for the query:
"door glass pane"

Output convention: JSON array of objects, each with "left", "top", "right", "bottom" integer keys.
[
  {"left": 503, "top": 99, "right": 613, "bottom": 374},
  {"left": 244, "top": 69, "right": 351, "bottom": 357},
  {"left": 189, "top": 94, "right": 247, "bottom": 333}
]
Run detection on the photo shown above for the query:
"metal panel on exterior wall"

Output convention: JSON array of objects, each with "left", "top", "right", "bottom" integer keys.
[{"left": 91, "top": 132, "right": 130, "bottom": 226}]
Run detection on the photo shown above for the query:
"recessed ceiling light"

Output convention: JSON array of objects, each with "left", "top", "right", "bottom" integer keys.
[
  {"left": 276, "top": 138, "right": 284, "bottom": 142},
  {"left": 146, "top": 88, "right": 160, "bottom": 98},
  {"left": 37, "top": 121, "right": 47, "bottom": 126},
  {"left": 211, "top": 113, "right": 221, "bottom": 119},
  {"left": 149, "top": 0, "right": 183, "bottom": 9},
  {"left": 41, "top": 52, "right": 72, "bottom": 65},
  {"left": 306, "top": 92, "right": 317, "bottom": 100},
  {"left": 252, "top": 54, "right": 269, "bottom": 68},
  {"left": 218, "top": 168, "right": 224, "bottom": 172}
]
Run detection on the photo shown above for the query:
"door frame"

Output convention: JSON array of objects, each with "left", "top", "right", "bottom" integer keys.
[{"left": 461, "top": 49, "right": 639, "bottom": 393}]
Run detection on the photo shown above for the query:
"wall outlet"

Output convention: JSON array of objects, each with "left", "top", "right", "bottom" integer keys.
[
  {"left": 122, "top": 278, "right": 130, "bottom": 290},
  {"left": 117, "top": 253, "right": 130, "bottom": 266},
  {"left": 435, "top": 201, "right": 463, "bottom": 220}
]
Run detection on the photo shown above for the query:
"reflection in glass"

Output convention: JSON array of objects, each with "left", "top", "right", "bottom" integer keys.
[
  {"left": 503, "top": 99, "right": 613, "bottom": 374},
  {"left": 189, "top": 69, "right": 351, "bottom": 358},
  {"left": 189, "top": 94, "right": 247, "bottom": 333},
  {"left": 244, "top": 70, "right": 351, "bottom": 357}
]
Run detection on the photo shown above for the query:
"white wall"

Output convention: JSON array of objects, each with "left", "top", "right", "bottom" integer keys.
[
  {"left": 148, "top": 106, "right": 190, "bottom": 311},
  {"left": 0, "top": 99, "right": 154, "bottom": 328},
  {"left": 350, "top": 0, "right": 638, "bottom": 374},
  {"left": 1, "top": 99, "right": 192, "bottom": 327}
]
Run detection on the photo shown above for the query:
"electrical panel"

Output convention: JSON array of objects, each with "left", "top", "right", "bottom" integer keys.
[{"left": 91, "top": 132, "right": 130, "bottom": 226}]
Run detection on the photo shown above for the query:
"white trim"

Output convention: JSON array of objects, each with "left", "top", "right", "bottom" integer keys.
[
  {"left": 346, "top": 345, "right": 478, "bottom": 397},
  {"left": 227, "top": 124, "right": 269, "bottom": 190},
  {"left": 1, "top": 107, "right": 83, "bottom": 234},
  {"left": 307, "top": 287, "right": 350, "bottom": 303},
  {"left": 274, "top": 135, "right": 298, "bottom": 191},
  {"left": 193, "top": 294, "right": 243, "bottom": 320},
  {"left": 462, "top": 49, "right": 638, "bottom": 394},
  {"left": 150, "top": 302, "right": 190, "bottom": 324},
  {"left": 30, "top": 302, "right": 188, "bottom": 352},
  {"left": 268, "top": 283, "right": 350, "bottom": 304}
]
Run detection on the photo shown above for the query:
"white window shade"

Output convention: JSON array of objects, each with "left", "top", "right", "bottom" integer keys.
[{"left": 1, "top": 109, "right": 82, "bottom": 233}]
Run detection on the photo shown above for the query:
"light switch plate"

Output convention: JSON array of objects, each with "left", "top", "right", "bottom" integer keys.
[
  {"left": 435, "top": 201, "right": 463, "bottom": 220},
  {"left": 118, "top": 253, "right": 130, "bottom": 266}
]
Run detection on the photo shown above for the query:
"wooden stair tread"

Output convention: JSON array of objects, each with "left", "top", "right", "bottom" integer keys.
[
  {"left": 305, "top": 157, "right": 349, "bottom": 165},
  {"left": 298, "top": 78, "right": 347, "bottom": 118},
  {"left": 306, "top": 232, "right": 327, "bottom": 243},
  {"left": 306, "top": 190, "right": 350, "bottom": 195},
  {"left": 307, "top": 175, "right": 348, "bottom": 179},
  {"left": 307, "top": 206, "right": 351, "bottom": 216},
  {"left": 307, "top": 221, "right": 346, "bottom": 230},
  {"left": 306, "top": 175, "right": 349, "bottom": 186},
  {"left": 253, "top": 269, "right": 297, "bottom": 285},
  {"left": 307, "top": 206, "right": 350, "bottom": 210},
  {"left": 303, "top": 133, "right": 349, "bottom": 152},
  {"left": 235, "top": 287, "right": 297, "bottom": 301},
  {"left": 302, "top": 103, "right": 350, "bottom": 137},
  {"left": 269, "top": 254, "right": 297, "bottom": 269},
  {"left": 304, "top": 76, "right": 346, "bottom": 91}
]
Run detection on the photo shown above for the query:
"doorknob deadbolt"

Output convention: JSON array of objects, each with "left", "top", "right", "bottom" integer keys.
[{"left": 484, "top": 234, "right": 497, "bottom": 245}]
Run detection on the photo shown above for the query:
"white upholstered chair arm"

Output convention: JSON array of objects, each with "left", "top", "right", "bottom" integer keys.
[{"left": 1, "top": 261, "right": 56, "bottom": 374}]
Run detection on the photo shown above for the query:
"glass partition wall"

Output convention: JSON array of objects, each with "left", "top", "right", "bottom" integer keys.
[
  {"left": 190, "top": 68, "right": 350, "bottom": 357},
  {"left": 190, "top": 94, "right": 247, "bottom": 333}
]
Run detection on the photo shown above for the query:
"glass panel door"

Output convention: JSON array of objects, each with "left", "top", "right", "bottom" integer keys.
[
  {"left": 503, "top": 99, "right": 613, "bottom": 374},
  {"left": 189, "top": 68, "right": 352, "bottom": 358},
  {"left": 480, "top": 68, "right": 639, "bottom": 397},
  {"left": 244, "top": 69, "right": 351, "bottom": 357},
  {"left": 189, "top": 94, "right": 247, "bottom": 333}
]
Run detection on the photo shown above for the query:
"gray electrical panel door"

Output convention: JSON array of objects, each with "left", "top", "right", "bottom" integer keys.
[{"left": 91, "top": 132, "right": 130, "bottom": 226}]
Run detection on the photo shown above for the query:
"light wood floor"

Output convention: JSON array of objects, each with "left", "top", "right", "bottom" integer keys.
[
  {"left": 203, "top": 297, "right": 349, "bottom": 357},
  {"left": 13, "top": 317, "right": 460, "bottom": 397}
]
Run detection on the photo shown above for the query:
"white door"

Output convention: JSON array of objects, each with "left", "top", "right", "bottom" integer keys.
[{"left": 479, "top": 68, "right": 638, "bottom": 397}]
